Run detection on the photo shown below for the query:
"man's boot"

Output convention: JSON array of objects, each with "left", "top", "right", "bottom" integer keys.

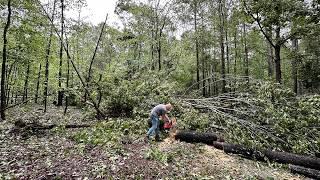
[{"left": 155, "top": 135, "right": 161, "bottom": 142}]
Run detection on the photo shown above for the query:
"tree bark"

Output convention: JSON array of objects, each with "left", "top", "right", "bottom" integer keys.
[
  {"left": 57, "top": 0, "right": 65, "bottom": 106},
  {"left": 1, "top": 0, "right": 12, "bottom": 120},
  {"left": 212, "top": 141, "right": 320, "bottom": 171},
  {"left": 243, "top": 23, "right": 249, "bottom": 83},
  {"left": 234, "top": 29, "right": 237, "bottom": 75},
  {"left": 291, "top": 38, "right": 298, "bottom": 94},
  {"left": 274, "top": 44, "right": 281, "bottom": 84},
  {"left": 35, "top": 63, "right": 42, "bottom": 103},
  {"left": 175, "top": 130, "right": 224, "bottom": 144},
  {"left": 44, "top": 0, "right": 57, "bottom": 113},
  {"left": 23, "top": 62, "right": 30, "bottom": 102},
  {"left": 64, "top": 48, "right": 70, "bottom": 115},
  {"left": 267, "top": 29, "right": 274, "bottom": 78},
  {"left": 289, "top": 165, "right": 320, "bottom": 179},
  {"left": 275, "top": 26, "right": 282, "bottom": 84},
  {"left": 194, "top": 1, "right": 200, "bottom": 90},
  {"left": 219, "top": 0, "right": 226, "bottom": 93}
]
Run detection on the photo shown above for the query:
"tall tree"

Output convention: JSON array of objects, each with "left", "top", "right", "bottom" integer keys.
[
  {"left": 219, "top": 0, "right": 226, "bottom": 93},
  {"left": 44, "top": 0, "right": 57, "bottom": 112},
  {"left": 291, "top": 38, "right": 298, "bottom": 94},
  {"left": 1, "top": 0, "right": 12, "bottom": 120},
  {"left": 57, "top": 0, "right": 65, "bottom": 106},
  {"left": 243, "top": 0, "right": 306, "bottom": 83}
]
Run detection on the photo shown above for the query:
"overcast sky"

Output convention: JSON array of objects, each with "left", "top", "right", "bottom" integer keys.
[{"left": 81, "top": 0, "right": 120, "bottom": 26}]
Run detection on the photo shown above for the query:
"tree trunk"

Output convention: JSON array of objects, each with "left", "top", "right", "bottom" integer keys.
[
  {"left": 35, "top": 63, "right": 42, "bottom": 103},
  {"left": 97, "top": 73, "right": 103, "bottom": 108},
  {"left": 233, "top": 29, "right": 237, "bottom": 76},
  {"left": 219, "top": 0, "right": 226, "bottom": 93},
  {"left": 212, "top": 141, "right": 320, "bottom": 171},
  {"left": 274, "top": 26, "right": 282, "bottom": 84},
  {"left": 23, "top": 63, "right": 30, "bottom": 102},
  {"left": 201, "top": 11, "right": 205, "bottom": 97},
  {"left": 44, "top": 0, "right": 57, "bottom": 113},
  {"left": 57, "top": 0, "right": 65, "bottom": 106},
  {"left": 226, "top": 30, "right": 230, "bottom": 75},
  {"left": 267, "top": 29, "right": 274, "bottom": 78},
  {"left": 86, "top": 14, "right": 108, "bottom": 101},
  {"left": 64, "top": 56, "right": 70, "bottom": 115},
  {"left": 274, "top": 44, "right": 281, "bottom": 84},
  {"left": 289, "top": 165, "right": 320, "bottom": 179},
  {"left": 158, "top": 30, "right": 163, "bottom": 71},
  {"left": 243, "top": 23, "right": 249, "bottom": 83},
  {"left": 1, "top": 0, "right": 12, "bottom": 120},
  {"left": 194, "top": 1, "right": 200, "bottom": 90},
  {"left": 175, "top": 130, "right": 224, "bottom": 145},
  {"left": 291, "top": 38, "right": 298, "bottom": 94}
]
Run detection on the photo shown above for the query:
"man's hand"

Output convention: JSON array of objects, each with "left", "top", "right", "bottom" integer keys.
[{"left": 161, "top": 114, "right": 170, "bottom": 123}]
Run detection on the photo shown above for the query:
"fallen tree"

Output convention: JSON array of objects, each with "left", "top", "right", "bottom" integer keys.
[
  {"left": 13, "top": 119, "right": 90, "bottom": 131},
  {"left": 212, "top": 141, "right": 320, "bottom": 171},
  {"left": 175, "top": 131, "right": 320, "bottom": 177},
  {"left": 289, "top": 165, "right": 320, "bottom": 179},
  {"left": 174, "top": 130, "right": 224, "bottom": 145}
]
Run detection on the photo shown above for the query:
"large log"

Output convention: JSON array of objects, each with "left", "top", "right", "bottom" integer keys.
[
  {"left": 13, "top": 120, "right": 90, "bottom": 130},
  {"left": 212, "top": 141, "right": 264, "bottom": 161},
  {"left": 289, "top": 165, "right": 320, "bottom": 179},
  {"left": 175, "top": 130, "right": 224, "bottom": 145},
  {"left": 212, "top": 141, "right": 320, "bottom": 171},
  {"left": 264, "top": 150, "right": 320, "bottom": 171}
]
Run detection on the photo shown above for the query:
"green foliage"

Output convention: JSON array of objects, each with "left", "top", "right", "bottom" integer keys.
[
  {"left": 100, "top": 70, "right": 178, "bottom": 117},
  {"left": 144, "top": 147, "right": 174, "bottom": 164},
  {"left": 225, "top": 82, "right": 320, "bottom": 154},
  {"left": 72, "top": 118, "right": 146, "bottom": 146}
]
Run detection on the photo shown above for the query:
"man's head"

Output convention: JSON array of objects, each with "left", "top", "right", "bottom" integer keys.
[{"left": 165, "top": 103, "right": 173, "bottom": 112}]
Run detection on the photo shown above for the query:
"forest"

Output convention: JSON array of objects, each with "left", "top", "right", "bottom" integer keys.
[{"left": 0, "top": 0, "right": 320, "bottom": 179}]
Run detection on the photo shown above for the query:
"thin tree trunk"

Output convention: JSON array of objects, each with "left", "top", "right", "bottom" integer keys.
[
  {"left": 219, "top": 0, "right": 226, "bottom": 93},
  {"left": 97, "top": 73, "right": 103, "bottom": 108},
  {"left": 1, "top": 0, "right": 12, "bottom": 120},
  {"left": 23, "top": 62, "right": 30, "bottom": 102},
  {"left": 57, "top": 0, "right": 65, "bottom": 106},
  {"left": 234, "top": 29, "right": 237, "bottom": 75},
  {"left": 151, "top": 25, "right": 155, "bottom": 70},
  {"left": 86, "top": 14, "right": 108, "bottom": 96},
  {"left": 64, "top": 49, "right": 70, "bottom": 115},
  {"left": 194, "top": 1, "right": 200, "bottom": 90},
  {"left": 35, "top": 63, "right": 42, "bottom": 103},
  {"left": 267, "top": 29, "right": 274, "bottom": 78},
  {"left": 275, "top": 26, "right": 282, "bottom": 84},
  {"left": 243, "top": 23, "right": 249, "bottom": 83},
  {"left": 291, "top": 38, "right": 298, "bottom": 94},
  {"left": 44, "top": 0, "right": 57, "bottom": 113},
  {"left": 226, "top": 30, "right": 230, "bottom": 74}
]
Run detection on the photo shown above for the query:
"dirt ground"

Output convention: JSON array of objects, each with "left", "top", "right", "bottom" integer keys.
[{"left": 0, "top": 106, "right": 310, "bottom": 179}]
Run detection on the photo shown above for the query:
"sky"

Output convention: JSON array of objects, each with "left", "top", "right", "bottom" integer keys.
[{"left": 80, "top": 0, "right": 120, "bottom": 26}]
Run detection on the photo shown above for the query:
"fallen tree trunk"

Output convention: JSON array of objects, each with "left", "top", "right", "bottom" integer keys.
[
  {"left": 175, "top": 130, "right": 224, "bottom": 145},
  {"left": 14, "top": 120, "right": 90, "bottom": 130},
  {"left": 289, "top": 165, "right": 320, "bottom": 179},
  {"left": 212, "top": 141, "right": 320, "bottom": 171},
  {"left": 212, "top": 141, "right": 264, "bottom": 161},
  {"left": 264, "top": 149, "right": 320, "bottom": 171}
]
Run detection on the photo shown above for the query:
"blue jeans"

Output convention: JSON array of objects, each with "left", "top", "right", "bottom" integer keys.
[{"left": 147, "top": 115, "right": 160, "bottom": 137}]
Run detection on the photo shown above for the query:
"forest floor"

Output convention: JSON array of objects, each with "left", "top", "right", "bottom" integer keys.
[{"left": 0, "top": 106, "right": 309, "bottom": 179}]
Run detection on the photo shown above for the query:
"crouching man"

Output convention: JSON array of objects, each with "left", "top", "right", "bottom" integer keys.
[{"left": 146, "top": 103, "right": 172, "bottom": 141}]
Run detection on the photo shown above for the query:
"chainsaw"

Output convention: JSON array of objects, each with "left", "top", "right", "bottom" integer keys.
[{"left": 148, "top": 117, "right": 177, "bottom": 132}]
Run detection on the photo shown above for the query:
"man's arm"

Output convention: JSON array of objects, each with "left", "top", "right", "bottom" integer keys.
[{"left": 161, "top": 114, "right": 170, "bottom": 122}]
